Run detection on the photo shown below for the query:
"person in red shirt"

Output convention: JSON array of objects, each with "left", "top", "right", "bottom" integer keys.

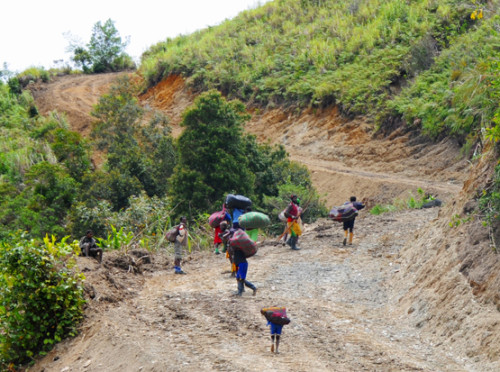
[
  {"left": 284, "top": 194, "right": 301, "bottom": 250},
  {"left": 214, "top": 210, "right": 231, "bottom": 254}
]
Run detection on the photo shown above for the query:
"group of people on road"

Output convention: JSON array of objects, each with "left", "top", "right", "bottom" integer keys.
[{"left": 78, "top": 193, "right": 364, "bottom": 354}]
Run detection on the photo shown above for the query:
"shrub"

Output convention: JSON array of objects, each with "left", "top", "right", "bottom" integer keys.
[
  {"left": 0, "top": 234, "right": 85, "bottom": 368},
  {"left": 369, "top": 188, "right": 437, "bottom": 215},
  {"left": 370, "top": 204, "right": 397, "bottom": 215},
  {"left": 70, "top": 19, "right": 135, "bottom": 73},
  {"left": 170, "top": 90, "right": 254, "bottom": 216},
  {"left": 45, "top": 127, "right": 92, "bottom": 182},
  {"left": 90, "top": 75, "right": 175, "bottom": 202},
  {"left": 96, "top": 225, "right": 134, "bottom": 251}
]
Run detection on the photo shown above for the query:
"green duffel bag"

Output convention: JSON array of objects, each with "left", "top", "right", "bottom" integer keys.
[{"left": 238, "top": 211, "right": 271, "bottom": 230}]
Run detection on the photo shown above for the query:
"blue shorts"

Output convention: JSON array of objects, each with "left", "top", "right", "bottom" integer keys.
[
  {"left": 236, "top": 262, "right": 248, "bottom": 280},
  {"left": 269, "top": 322, "right": 283, "bottom": 335}
]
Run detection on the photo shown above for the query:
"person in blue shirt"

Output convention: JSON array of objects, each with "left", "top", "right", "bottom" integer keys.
[
  {"left": 231, "top": 207, "right": 245, "bottom": 229},
  {"left": 261, "top": 307, "right": 290, "bottom": 354}
]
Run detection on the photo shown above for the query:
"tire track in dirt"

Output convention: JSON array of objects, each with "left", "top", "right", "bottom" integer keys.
[{"left": 31, "top": 73, "right": 124, "bottom": 136}]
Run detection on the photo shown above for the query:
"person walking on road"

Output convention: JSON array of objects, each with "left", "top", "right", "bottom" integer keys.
[
  {"left": 342, "top": 196, "right": 365, "bottom": 246},
  {"left": 174, "top": 216, "right": 188, "bottom": 274},
  {"left": 230, "top": 240, "right": 257, "bottom": 296},
  {"left": 284, "top": 194, "right": 301, "bottom": 250}
]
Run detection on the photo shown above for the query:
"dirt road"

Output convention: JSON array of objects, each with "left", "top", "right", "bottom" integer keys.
[
  {"left": 32, "top": 207, "right": 481, "bottom": 372},
  {"left": 30, "top": 73, "right": 123, "bottom": 136}
]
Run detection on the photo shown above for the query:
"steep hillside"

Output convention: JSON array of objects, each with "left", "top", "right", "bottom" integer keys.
[
  {"left": 394, "top": 148, "right": 500, "bottom": 364},
  {"left": 140, "top": 0, "right": 499, "bottom": 149},
  {"left": 25, "top": 72, "right": 500, "bottom": 371},
  {"left": 140, "top": 74, "right": 469, "bottom": 207},
  {"left": 31, "top": 72, "right": 470, "bottom": 206}
]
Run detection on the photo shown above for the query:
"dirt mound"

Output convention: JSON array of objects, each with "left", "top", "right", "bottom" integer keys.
[{"left": 25, "top": 73, "right": 500, "bottom": 371}]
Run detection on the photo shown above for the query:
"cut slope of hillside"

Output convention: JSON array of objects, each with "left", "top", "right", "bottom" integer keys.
[
  {"left": 140, "top": 74, "right": 469, "bottom": 207},
  {"left": 30, "top": 72, "right": 470, "bottom": 207}
]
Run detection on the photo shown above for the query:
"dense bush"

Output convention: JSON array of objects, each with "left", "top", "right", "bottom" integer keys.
[
  {"left": 0, "top": 85, "right": 83, "bottom": 240},
  {"left": 169, "top": 90, "right": 322, "bottom": 220},
  {"left": 170, "top": 90, "right": 253, "bottom": 215},
  {"left": 88, "top": 75, "right": 175, "bottom": 210},
  {"left": 0, "top": 234, "right": 85, "bottom": 368}
]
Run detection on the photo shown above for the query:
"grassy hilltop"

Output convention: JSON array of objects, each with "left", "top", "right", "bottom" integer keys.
[{"left": 141, "top": 0, "right": 499, "bottom": 145}]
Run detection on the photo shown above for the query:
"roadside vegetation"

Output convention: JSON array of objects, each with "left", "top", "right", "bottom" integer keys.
[
  {"left": 369, "top": 188, "right": 439, "bottom": 215},
  {"left": 0, "top": 235, "right": 85, "bottom": 369}
]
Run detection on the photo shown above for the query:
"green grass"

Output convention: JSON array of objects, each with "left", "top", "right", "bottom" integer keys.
[
  {"left": 139, "top": 0, "right": 498, "bottom": 146},
  {"left": 370, "top": 189, "right": 438, "bottom": 215}
]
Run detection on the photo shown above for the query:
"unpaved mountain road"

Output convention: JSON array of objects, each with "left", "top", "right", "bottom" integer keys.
[
  {"left": 290, "top": 154, "right": 463, "bottom": 201},
  {"left": 31, "top": 73, "right": 123, "bottom": 136},
  {"left": 32, "top": 208, "right": 484, "bottom": 372}
]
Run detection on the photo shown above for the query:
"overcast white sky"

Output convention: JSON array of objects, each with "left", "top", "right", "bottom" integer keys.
[{"left": 1, "top": 0, "right": 271, "bottom": 72}]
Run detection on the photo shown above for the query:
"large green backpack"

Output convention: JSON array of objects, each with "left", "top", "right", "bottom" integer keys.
[{"left": 238, "top": 211, "right": 270, "bottom": 229}]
